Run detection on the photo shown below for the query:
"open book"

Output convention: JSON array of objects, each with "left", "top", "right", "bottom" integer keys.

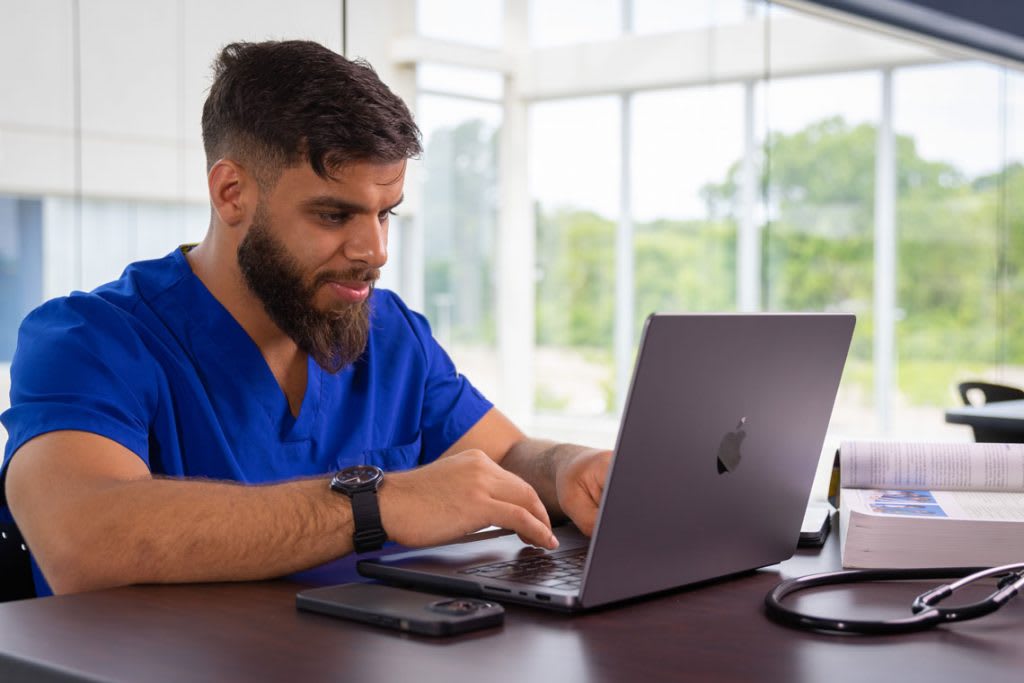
[{"left": 835, "top": 441, "right": 1024, "bottom": 569}]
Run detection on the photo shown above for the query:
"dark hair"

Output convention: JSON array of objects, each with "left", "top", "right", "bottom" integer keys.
[{"left": 201, "top": 40, "right": 421, "bottom": 188}]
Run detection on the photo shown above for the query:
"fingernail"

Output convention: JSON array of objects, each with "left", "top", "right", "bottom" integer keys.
[{"left": 549, "top": 535, "right": 559, "bottom": 549}]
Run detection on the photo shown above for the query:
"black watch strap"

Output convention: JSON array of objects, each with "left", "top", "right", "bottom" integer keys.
[{"left": 350, "top": 490, "right": 387, "bottom": 553}]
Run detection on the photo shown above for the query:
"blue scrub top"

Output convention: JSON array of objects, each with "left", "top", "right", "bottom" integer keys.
[{"left": 0, "top": 247, "right": 493, "bottom": 596}]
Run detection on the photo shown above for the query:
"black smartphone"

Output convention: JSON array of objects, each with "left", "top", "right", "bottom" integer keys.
[{"left": 296, "top": 583, "right": 505, "bottom": 637}]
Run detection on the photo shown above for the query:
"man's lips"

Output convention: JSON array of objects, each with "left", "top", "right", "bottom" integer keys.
[{"left": 324, "top": 279, "right": 372, "bottom": 303}]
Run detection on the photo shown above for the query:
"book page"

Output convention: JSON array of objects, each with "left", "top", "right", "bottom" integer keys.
[
  {"left": 839, "top": 441, "right": 1024, "bottom": 492},
  {"left": 842, "top": 487, "right": 1024, "bottom": 521},
  {"left": 936, "top": 491, "right": 1024, "bottom": 521}
]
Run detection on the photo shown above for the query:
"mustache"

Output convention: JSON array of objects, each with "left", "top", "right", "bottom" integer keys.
[{"left": 313, "top": 267, "right": 381, "bottom": 288}]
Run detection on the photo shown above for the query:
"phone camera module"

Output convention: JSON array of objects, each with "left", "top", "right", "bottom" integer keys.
[{"left": 427, "top": 599, "right": 490, "bottom": 615}]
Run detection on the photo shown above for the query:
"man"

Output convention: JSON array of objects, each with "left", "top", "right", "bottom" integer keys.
[{"left": 0, "top": 40, "right": 610, "bottom": 597}]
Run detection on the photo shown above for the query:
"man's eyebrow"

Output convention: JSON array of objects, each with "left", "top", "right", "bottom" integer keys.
[
  {"left": 300, "top": 196, "right": 365, "bottom": 212},
  {"left": 301, "top": 195, "right": 404, "bottom": 213}
]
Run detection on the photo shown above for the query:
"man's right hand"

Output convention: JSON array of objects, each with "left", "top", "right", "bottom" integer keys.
[{"left": 377, "top": 450, "right": 558, "bottom": 550}]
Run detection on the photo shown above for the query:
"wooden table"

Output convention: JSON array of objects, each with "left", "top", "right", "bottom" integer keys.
[
  {"left": 1, "top": 523, "right": 1023, "bottom": 683},
  {"left": 945, "top": 398, "right": 1024, "bottom": 442}
]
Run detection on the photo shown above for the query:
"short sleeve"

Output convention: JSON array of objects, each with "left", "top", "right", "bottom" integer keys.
[
  {"left": 0, "top": 295, "right": 159, "bottom": 503},
  {"left": 387, "top": 295, "right": 493, "bottom": 463}
]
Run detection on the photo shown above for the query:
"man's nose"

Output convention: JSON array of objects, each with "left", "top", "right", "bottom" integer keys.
[{"left": 344, "top": 216, "right": 388, "bottom": 268}]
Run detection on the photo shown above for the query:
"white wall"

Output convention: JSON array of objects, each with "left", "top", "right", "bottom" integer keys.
[
  {"left": 1, "top": 0, "right": 346, "bottom": 297},
  {"left": 1, "top": 0, "right": 343, "bottom": 205}
]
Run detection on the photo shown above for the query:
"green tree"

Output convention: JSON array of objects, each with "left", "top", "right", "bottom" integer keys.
[
  {"left": 633, "top": 218, "right": 735, "bottom": 327},
  {"left": 704, "top": 116, "right": 1014, "bottom": 403},
  {"left": 535, "top": 208, "right": 615, "bottom": 347},
  {"left": 534, "top": 115, "right": 1019, "bottom": 407}
]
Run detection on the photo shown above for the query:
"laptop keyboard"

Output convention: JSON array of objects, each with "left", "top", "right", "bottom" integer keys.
[{"left": 458, "top": 548, "right": 587, "bottom": 590}]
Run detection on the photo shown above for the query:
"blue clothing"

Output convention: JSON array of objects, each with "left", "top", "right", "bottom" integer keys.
[{"left": 0, "top": 247, "right": 492, "bottom": 596}]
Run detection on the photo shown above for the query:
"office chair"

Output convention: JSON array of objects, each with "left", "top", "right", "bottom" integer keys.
[
  {"left": 0, "top": 521, "right": 35, "bottom": 602},
  {"left": 957, "top": 380, "right": 1024, "bottom": 443}
]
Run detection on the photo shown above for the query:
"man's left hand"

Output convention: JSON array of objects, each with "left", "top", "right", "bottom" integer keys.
[{"left": 554, "top": 449, "right": 612, "bottom": 536}]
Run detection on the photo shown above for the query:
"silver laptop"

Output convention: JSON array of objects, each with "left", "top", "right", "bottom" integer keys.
[{"left": 359, "top": 313, "right": 855, "bottom": 612}]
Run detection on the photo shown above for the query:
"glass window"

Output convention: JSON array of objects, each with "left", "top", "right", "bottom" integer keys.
[
  {"left": 531, "top": 96, "right": 621, "bottom": 416},
  {"left": 8, "top": 0, "right": 1024, "bottom": 453},
  {"left": 417, "top": 63, "right": 504, "bottom": 101},
  {"left": 417, "top": 94, "right": 503, "bottom": 398},
  {"left": 0, "top": 198, "right": 43, "bottom": 362},
  {"left": 1006, "top": 72, "right": 1024, "bottom": 392},
  {"left": 39, "top": 198, "right": 207, "bottom": 300},
  {"left": 631, "top": 86, "right": 744, "bottom": 329},
  {"left": 893, "top": 62, "right": 1006, "bottom": 437},
  {"left": 759, "top": 71, "right": 881, "bottom": 435}
]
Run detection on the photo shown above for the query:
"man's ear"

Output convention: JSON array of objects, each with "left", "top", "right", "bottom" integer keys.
[{"left": 208, "top": 159, "right": 254, "bottom": 228}]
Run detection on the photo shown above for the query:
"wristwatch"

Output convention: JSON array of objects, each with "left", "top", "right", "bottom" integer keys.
[{"left": 330, "top": 465, "right": 387, "bottom": 553}]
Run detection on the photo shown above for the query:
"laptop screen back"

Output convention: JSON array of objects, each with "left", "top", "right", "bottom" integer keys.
[{"left": 578, "top": 313, "right": 854, "bottom": 608}]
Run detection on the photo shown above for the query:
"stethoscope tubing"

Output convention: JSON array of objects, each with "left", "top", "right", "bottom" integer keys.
[{"left": 765, "top": 565, "right": 1024, "bottom": 635}]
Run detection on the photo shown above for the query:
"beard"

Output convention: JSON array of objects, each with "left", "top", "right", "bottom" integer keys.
[{"left": 236, "top": 204, "right": 377, "bottom": 373}]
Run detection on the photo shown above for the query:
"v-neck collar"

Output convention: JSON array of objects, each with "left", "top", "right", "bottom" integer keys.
[{"left": 153, "top": 248, "right": 322, "bottom": 442}]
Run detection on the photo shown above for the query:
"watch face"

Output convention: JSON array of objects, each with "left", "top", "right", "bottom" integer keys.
[{"left": 334, "top": 465, "right": 381, "bottom": 487}]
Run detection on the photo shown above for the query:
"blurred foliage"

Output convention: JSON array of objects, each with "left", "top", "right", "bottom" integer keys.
[
  {"left": 536, "top": 116, "right": 1023, "bottom": 407},
  {"left": 422, "top": 119, "right": 499, "bottom": 345},
  {"left": 421, "top": 113, "right": 1021, "bottom": 408},
  {"left": 535, "top": 208, "right": 615, "bottom": 347}
]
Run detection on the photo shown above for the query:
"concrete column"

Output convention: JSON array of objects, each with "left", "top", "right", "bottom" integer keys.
[
  {"left": 496, "top": 0, "right": 534, "bottom": 424},
  {"left": 874, "top": 69, "right": 896, "bottom": 432},
  {"left": 614, "top": 93, "right": 634, "bottom": 412},
  {"left": 614, "top": 0, "right": 636, "bottom": 413},
  {"left": 738, "top": 80, "right": 760, "bottom": 312}
]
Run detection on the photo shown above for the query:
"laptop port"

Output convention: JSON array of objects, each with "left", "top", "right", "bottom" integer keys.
[
  {"left": 536, "top": 594, "right": 551, "bottom": 601},
  {"left": 484, "top": 585, "right": 511, "bottom": 593}
]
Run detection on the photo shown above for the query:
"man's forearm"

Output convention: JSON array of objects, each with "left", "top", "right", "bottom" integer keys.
[{"left": 36, "top": 476, "right": 353, "bottom": 594}]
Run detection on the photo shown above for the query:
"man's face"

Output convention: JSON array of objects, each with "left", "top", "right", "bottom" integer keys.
[{"left": 236, "top": 159, "right": 406, "bottom": 372}]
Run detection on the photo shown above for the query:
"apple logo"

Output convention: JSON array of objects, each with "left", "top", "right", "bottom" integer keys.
[{"left": 716, "top": 417, "right": 748, "bottom": 474}]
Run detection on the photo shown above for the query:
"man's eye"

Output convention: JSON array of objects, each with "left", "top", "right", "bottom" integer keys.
[
  {"left": 320, "top": 212, "right": 349, "bottom": 225},
  {"left": 378, "top": 209, "right": 398, "bottom": 222}
]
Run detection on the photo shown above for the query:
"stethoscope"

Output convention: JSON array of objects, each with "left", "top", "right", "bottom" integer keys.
[{"left": 765, "top": 563, "right": 1024, "bottom": 635}]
